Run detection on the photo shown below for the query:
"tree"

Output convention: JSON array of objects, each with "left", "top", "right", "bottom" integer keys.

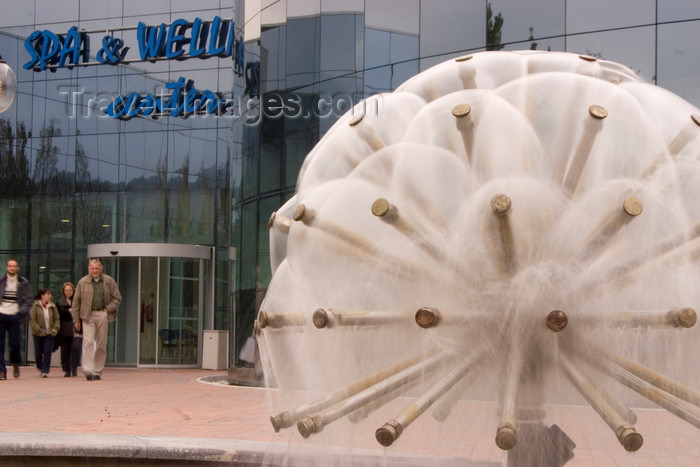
[
  {"left": 528, "top": 27, "right": 551, "bottom": 52},
  {"left": 486, "top": 3, "right": 504, "bottom": 51},
  {"left": 528, "top": 27, "right": 538, "bottom": 50},
  {"left": 34, "top": 120, "right": 60, "bottom": 193},
  {"left": 0, "top": 119, "right": 32, "bottom": 197}
]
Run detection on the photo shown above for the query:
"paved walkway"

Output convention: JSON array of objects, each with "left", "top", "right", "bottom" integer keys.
[{"left": 0, "top": 366, "right": 698, "bottom": 465}]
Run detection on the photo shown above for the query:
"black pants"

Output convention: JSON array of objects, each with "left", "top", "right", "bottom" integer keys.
[
  {"left": 33, "top": 334, "right": 54, "bottom": 374},
  {"left": 60, "top": 335, "right": 82, "bottom": 373},
  {"left": 0, "top": 314, "right": 21, "bottom": 374}
]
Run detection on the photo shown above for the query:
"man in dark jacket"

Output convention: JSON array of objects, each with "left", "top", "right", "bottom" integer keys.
[{"left": 0, "top": 259, "right": 33, "bottom": 380}]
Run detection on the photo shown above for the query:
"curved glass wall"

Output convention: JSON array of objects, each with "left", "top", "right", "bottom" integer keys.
[{"left": 231, "top": 0, "right": 700, "bottom": 364}]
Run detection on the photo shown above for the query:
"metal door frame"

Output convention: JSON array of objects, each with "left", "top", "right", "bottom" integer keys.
[{"left": 87, "top": 243, "right": 213, "bottom": 368}]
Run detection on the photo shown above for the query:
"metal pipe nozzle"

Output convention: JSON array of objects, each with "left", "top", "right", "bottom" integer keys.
[
  {"left": 616, "top": 426, "right": 643, "bottom": 452},
  {"left": 375, "top": 419, "right": 403, "bottom": 447},
  {"left": 415, "top": 307, "right": 440, "bottom": 328},
  {"left": 495, "top": 423, "right": 517, "bottom": 450},
  {"left": 546, "top": 310, "right": 568, "bottom": 332}
]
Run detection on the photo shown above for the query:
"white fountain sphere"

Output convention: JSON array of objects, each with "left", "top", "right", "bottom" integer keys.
[{"left": 259, "top": 50, "right": 700, "bottom": 459}]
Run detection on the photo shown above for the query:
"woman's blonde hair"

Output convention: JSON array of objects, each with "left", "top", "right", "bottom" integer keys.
[{"left": 62, "top": 281, "right": 75, "bottom": 295}]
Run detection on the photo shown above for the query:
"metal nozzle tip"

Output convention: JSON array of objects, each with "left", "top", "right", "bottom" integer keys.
[
  {"left": 415, "top": 307, "right": 439, "bottom": 328},
  {"left": 375, "top": 427, "right": 396, "bottom": 447},
  {"left": 452, "top": 103, "right": 471, "bottom": 118},
  {"left": 589, "top": 104, "right": 608, "bottom": 119},
  {"left": 375, "top": 420, "right": 402, "bottom": 447},
  {"left": 258, "top": 311, "right": 268, "bottom": 329},
  {"left": 270, "top": 413, "right": 290, "bottom": 432},
  {"left": 490, "top": 194, "right": 511, "bottom": 215},
  {"left": 623, "top": 197, "right": 643, "bottom": 216},
  {"left": 546, "top": 310, "right": 568, "bottom": 332},
  {"left": 312, "top": 308, "right": 328, "bottom": 328},
  {"left": 297, "top": 417, "right": 319, "bottom": 438},
  {"left": 495, "top": 424, "right": 517, "bottom": 450},
  {"left": 348, "top": 113, "right": 364, "bottom": 126},
  {"left": 293, "top": 204, "right": 306, "bottom": 222},
  {"left": 618, "top": 427, "right": 643, "bottom": 452},
  {"left": 677, "top": 308, "right": 697, "bottom": 328},
  {"left": 371, "top": 198, "right": 390, "bottom": 217}
]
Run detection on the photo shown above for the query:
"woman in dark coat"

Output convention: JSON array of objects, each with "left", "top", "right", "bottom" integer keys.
[{"left": 55, "top": 282, "right": 81, "bottom": 377}]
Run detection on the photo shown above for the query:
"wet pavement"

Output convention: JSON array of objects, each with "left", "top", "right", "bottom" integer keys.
[{"left": 0, "top": 365, "right": 698, "bottom": 465}]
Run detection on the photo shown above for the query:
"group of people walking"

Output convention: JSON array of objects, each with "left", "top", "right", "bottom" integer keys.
[
  {"left": 0, "top": 258, "right": 121, "bottom": 380},
  {"left": 29, "top": 283, "right": 82, "bottom": 377}
]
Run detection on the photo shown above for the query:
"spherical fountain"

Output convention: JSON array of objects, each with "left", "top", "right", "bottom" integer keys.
[{"left": 258, "top": 50, "right": 700, "bottom": 466}]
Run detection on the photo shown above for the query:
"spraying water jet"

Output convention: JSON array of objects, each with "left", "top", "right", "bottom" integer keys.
[{"left": 258, "top": 50, "right": 700, "bottom": 466}]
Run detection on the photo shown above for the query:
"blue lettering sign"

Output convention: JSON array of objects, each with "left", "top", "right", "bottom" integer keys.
[
  {"left": 96, "top": 36, "right": 127, "bottom": 63},
  {"left": 105, "top": 77, "right": 225, "bottom": 120},
  {"left": 40, "top": 31, "right": 61, "bottom": 70},
  {"left": 24, "top": 28, "right": 89, "bottom": 70},
  {"left": 189, "top": 18, "right": 206, "bottom": 58},
  {"left": 165, "top": 18, "right": 188, "bottom": 59},
  {"left": 57, "top": 26, "right": 82, "bottom": 67},
  {"left": 26, "top": 17, "right": 239, "bottom": 70},
  {"left": 137, "top": 22, "right": 167, "bottom": 60},
  {"left": 23, "top": 30, "right": 43, "bottom": 69},
  {"left": 207, "top": 16, "right": 226, "bottom": 56}
]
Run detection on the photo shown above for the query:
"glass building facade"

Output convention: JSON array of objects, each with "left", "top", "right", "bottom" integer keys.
[
  {"left": 0, "top": 1, "right": 236, "bottom": 367},
  {"left": 0, "top": 0, "right": 698, "bottom": 368}
]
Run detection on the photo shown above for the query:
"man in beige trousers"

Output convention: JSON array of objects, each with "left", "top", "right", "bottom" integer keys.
[{"left": 71, "top": 259, "right": 122, "bottom": 381}]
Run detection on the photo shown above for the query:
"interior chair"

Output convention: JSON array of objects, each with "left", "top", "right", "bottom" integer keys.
[
  {"left": 158, "top": 329, "right": 177, "bottom": 358},
  {"left": 178, "top": 328, "right": 197, "bottom": 361}
]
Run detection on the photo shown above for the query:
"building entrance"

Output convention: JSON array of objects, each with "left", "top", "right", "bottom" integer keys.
[{"left": 87, "top": 243, "right": 213, "bottom": 368}]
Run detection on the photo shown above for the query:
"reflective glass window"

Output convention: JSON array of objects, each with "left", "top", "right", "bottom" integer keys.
[
  {"left": 657, "top": 21, "right": 700, "bottom": 108},
  {"left": 566, "top": 0, "right": 655, "bottom": 34},
  {"left": 658, "top": 1, "right": 700, "bottom": 22},
  {"left": 320, "top": 15, "right": 357, "bottom": 72},
  {"left": 420, "top": 0, "right": 484, "bottom": 69},
  {"left": 285, "top": 17, "right": 320, "bottom": 89},
  {"left": 124, "top": 191, "right": 166, "bottom": 242},
  {"left": 74, "top": 192, "right": 117, "bottom": 245},
  {"left": 566, "top": 26, "right": 656, "bottom": 82},
  {"left": 364, "top": 28, "right": 391, "bottom": 94},
  {"left": 239, "top": 201, "right": 258, "bottom": 291},
  {"left": 389, "top": 33, "right": 418, "bottom": 90},
  {"left": 0, "top": 198, "right": 30, "bottom": 250},
  {"left": 490, "top": 0, "right": 564, "bottom": 46}
]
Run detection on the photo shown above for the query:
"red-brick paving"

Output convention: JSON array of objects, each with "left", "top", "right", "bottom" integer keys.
[{"left": 1, "top": 367, "right": 699, "bottom": 466}]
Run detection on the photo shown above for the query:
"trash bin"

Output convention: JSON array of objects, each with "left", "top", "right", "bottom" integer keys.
[{"left": 202, "top": 330, "right": 228, "bottom": 370}]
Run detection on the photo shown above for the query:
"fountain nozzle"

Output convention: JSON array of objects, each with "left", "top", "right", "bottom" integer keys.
[
  {"left": 616, "top": 426, "right": 643, "bottom": 452},
  {"left": 496, "top": 423, "right": 517, "bottom": 450},
  {"left": 415, "top": 307, "right": 440, "bottom": 328},
  {"left": 375, "top": 419, "right": 403, "bottom": 446},
  {"left": 547, "top": 310, "right": 568, "bottom": 332},
  {"left": 270, "top": 412, "right": 291, "bottom": 432},
  {"left": 490, "top": 194, "right": 511, "bottom": 215},
  {"left": 312, "top": 308, "right": 329, "bottom": 328},
  {"left": 297, "top": 416, "right": 323, "bottom": 438},
  {"left": 674, "top": 307, "right": 697, "bottom": 328}
]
